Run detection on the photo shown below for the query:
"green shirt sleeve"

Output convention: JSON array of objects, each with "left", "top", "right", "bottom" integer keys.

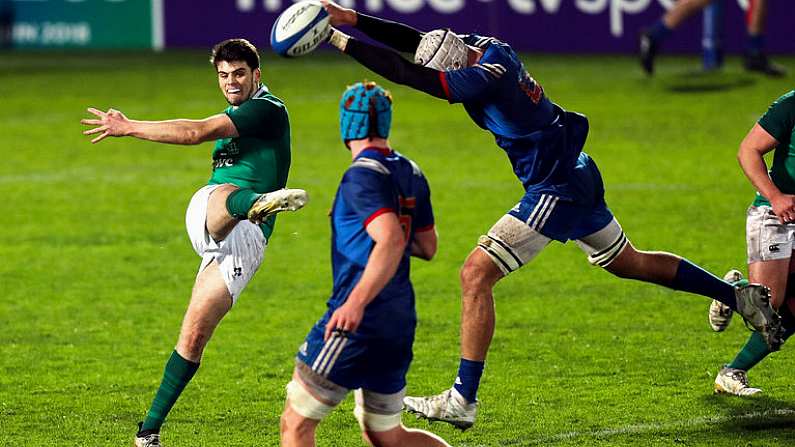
[
  {"left": 758, "top": 91, "right": 795, "bottom": 143},
  {"left": 225, "top": 96, "right": 287, "bottom": 139}
]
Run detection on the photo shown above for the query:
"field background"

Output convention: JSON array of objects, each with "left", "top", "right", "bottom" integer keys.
[{"left": 2, "top": 51, "right": 795, "bottom": 446}]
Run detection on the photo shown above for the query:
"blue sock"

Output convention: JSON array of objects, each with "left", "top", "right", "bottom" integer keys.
[
  {"left": 672, "top": 259, "right": 737, "bottom": 310},
  {"left": 649, "top": 20, "right": 672, "bottom": 43},
  {"left": 453, "top": 359, "right": 484, "bottom": 404},
  {"left": 746, "top": 33, "right": 765, "bottom": 53}
]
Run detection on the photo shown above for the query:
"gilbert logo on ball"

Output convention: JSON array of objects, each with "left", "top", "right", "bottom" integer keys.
[{"left": 270, "top": 0, "right": 330, "bottom": 57}]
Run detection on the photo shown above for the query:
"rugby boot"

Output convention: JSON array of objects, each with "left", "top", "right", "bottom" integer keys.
[
  {"left": 134, "top": 423, "right": 162, "bottom": 447},
  {"left": 639, "top": 30, "right": 658, "bottom": 76},
  {"left": 247, "top": 188, "right": 308, "bottom": 224},
  {"left": 734, "top": 283, "right": 784, "bottom": 351},
  {"left": 403, "top": 388, "right": 477, "bottom": 431},
  {"left": 744, "top": 51, "right": 787, "bottom": 77},
  {"left": 709, "top": 269, "right": 745, "bottom": 332},
  {"left": 714, "top": 366, "right": 762, "bottom": 396}
]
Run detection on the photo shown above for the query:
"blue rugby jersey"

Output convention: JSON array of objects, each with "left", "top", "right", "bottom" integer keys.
[
  {"left": 320, "top": 148, "right": 434, "bottom": 339},
  {"left": 441, "top": 35, "right": 588, "bottom": 198}
]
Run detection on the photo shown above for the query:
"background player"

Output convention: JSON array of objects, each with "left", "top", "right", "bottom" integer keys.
[
  {"left": 81, "top": 38, "right": 307, "bottom": 447},
  {"left": 639, "top": 0, "right": 786, "bottom": 76},
  {"left": 708, "top": 90, "right": 795, "bottom": 396},
  {"left": 279, "top": 81, "right": 448, "bottom": 447},
  {"left": 318, "top": 1, "right": 783, "bottom": 429}
]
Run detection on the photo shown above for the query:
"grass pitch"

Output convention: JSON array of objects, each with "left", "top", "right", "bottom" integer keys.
[{"left": 1, "top": 51, "right": 795, "bottom": 446}]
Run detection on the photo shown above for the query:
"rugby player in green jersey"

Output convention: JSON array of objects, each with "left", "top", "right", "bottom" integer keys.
[
  {"left": 80, "top": 39, "right": 307, "bottom": 447},
  {"left": 709, "top": 90, "right": 795, "bottom": 396}
]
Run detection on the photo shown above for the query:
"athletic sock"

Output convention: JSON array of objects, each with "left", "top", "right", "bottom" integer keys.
[
  {"left": 139, "top": 350, "right": 200, "bottom": 433},
  {"left": 453, "top": 359, "right": 484, "bottom": 404},
  {"left": 225, "top": 188, "right": 261, "bottom": 219},
  {"left": 671, "top": 259, "right": 737, "bottom": 309},
  {"left": 648, "top": 20, "right": 672, "bottom": 43},
  {"left": 746, "top": 33, "right": 765, "bottom": 54},
  {"left": 728, "top": 331, "right": 769, "bottom": 371},
  {"left": 728, "top": 307, "right": 795, "bottom": 371}
]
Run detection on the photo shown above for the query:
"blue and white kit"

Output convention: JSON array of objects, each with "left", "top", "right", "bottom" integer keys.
[
  {"left": 288, "top": 147, "right": 434, "bottom": 428},
  {"left": 439, "top": 34, "right": 627, "bottom": 273}
]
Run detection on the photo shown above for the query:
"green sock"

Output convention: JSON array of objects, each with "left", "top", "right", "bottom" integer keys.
[
  {"left": 225, "top": 188, "right": 261, "bottom": 219},
  {"left": 728, "top": 307, "right": 795, "bottom": 371},
  {"left": 727, "top": 331, "right": 769, "bottom": 371},
  {"left": 140, "top": 351, "right": 200, "bottom": 432}
]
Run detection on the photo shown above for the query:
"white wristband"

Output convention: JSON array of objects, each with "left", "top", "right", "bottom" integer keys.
[{"left": 328, "top": 28, "right": 350, "bottom": 52}]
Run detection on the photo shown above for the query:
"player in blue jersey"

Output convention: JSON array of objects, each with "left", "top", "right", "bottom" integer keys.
[
  {"left": 279, "top": 82, "right": 450, "bottom": 447},
  {"left": 318, "top": 1, "right": 784, "bottom": 430}
]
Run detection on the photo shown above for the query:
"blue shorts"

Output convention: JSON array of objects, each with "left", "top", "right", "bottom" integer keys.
[
  {"left": 509, "top": 152, "right": 614, "bottom": 242},
  {"left": 296, "top": 323, "right": 413, "bottom": 394}
]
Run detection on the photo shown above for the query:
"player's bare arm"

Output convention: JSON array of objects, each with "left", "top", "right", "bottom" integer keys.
[
  {"left": 738, "top": 123, "right": 795, "bottom": 223},
  {"left": 324, "top": 212, "right": 405, "bottom": 340},
  {"left": 411, "top": 227, "right": 437, "bottom": 261},
  {"left": 81, "top": 108, "right": 238, "bottom": 145}
]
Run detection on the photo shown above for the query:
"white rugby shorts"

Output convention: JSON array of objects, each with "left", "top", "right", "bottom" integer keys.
[
  {"left": 746, "top": 205, "right": 795, "bottom": 263},
  {"left": 185, "top": 184, "right": 267, "bottom": 303}
]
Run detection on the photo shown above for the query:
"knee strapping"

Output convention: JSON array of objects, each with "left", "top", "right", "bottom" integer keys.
[
  {"left": 587, "top": 231, "right": 628, "bottom": 267},
  {"left": 354, "top": 405, "right": 401, "bottom": 432},
  {"left": 286, "top": 380, "right": 335, "bottom": 421},
  {"left": 477, "top": 234, "right": 523, "bottom": 275},
  {"left": 353, "top": 388, "right": 403, "bottom": 432}
]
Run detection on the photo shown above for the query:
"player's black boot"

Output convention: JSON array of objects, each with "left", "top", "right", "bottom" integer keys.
[
  {"left": 744, "top": 51, "right": 787, "bottom": 77},
  {"left": 639, "top": 30, "right": 658, "bottom": 76}
]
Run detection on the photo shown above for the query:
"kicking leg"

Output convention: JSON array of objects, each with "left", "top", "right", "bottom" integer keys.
[{"left": 208, "top": 184, "right": 309, "bottom": 241}]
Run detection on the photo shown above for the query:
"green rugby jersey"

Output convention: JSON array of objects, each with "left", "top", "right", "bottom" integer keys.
[
  {"left": 209, "top": 84, "right": 291, "bottom": 238},
  {"left": 753, "top": 90, "right": 795, "bottom": 207}
]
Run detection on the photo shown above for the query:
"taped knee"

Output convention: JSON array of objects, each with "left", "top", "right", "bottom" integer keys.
[
  {"left": 353, "top": 388, "right": 403, "bottom": 432},
  {"left": 353, "top": 405, "right": 401, "bottom": 432},
  {"left": 587, "top": 231, "right": 628, "bottom": 267},
  {"left": 286, "top": 380, "right": 335, "bottom": 421},
  {"left": 477, "top": 234, "right": 523, "bottom": 275}
]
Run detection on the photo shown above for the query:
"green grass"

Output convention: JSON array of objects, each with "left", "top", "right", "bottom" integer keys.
[{"left": 1, "top": 50, "right": 795, "bottom": 446}]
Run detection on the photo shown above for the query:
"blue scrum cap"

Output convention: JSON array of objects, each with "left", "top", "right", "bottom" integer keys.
[{"left": 339, "top": 81, "right": 392, "bottom": 144}]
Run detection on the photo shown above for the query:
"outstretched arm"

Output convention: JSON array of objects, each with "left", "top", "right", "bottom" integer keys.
[
  {"left": 328, "top": 30, "right": 447, "bottom": 100},
  {"left": 81, "top": 108, "right": 238, "bottom": 145},
  {"left": 322, "top": 0, "right": 422, "bottom": 53}
]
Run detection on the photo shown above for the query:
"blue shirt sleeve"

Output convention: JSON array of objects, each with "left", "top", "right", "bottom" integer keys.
[
  {"left": 339, "top": 166, "right": 396, "bottom": 226},
  {"left": 413, "top": 172, "right": 434, "bottom": 232},
  {"left": 442, "top": 47, "right": 507, "bottom": 103}
]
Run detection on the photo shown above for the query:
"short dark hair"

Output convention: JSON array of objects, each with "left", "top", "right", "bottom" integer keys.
[{"left": 210, "top": 38, "right": 260, "bottom": 70}]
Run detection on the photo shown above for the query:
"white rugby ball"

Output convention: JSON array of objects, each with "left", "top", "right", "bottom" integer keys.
[{"left": 270, "top": 1, "right": 330, "bottom": 57}]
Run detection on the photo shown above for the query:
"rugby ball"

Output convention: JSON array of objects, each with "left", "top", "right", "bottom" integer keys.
[{"left": 270, "top": 1, "right": 330, "bottom": 57}]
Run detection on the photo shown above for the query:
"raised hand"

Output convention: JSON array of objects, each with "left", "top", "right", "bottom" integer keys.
[
  {"left": 80, "top": 107, "right": 131, "bottom": 144},
  {"left": 320, "top": 0, "right": 357, "bottom": 27}
]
